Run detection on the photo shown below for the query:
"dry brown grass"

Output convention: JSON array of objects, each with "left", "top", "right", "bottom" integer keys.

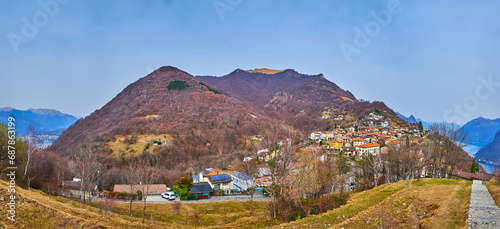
[
  {"left": 486, "top": 181, "right": 500, "bottom": 207},
  {"left": 0, "top": 179, "right": 276, "bottom": 228},
  {"left": 247, "top": 68, "right": 284, "bottom": 74},
  {"left": 0, "top": 178, "right": 473, "bottom": 228},
  {"left": 275, "top": 178, "right": 471, "bottom": 229},
  {"left": 107, "top": 134, "right": 173, "bottom": 157},
  {"left": 335, "top": 179, "right": 471, "bottom": 229},
  {"left": 0, "top": 180, "right": 157, "bottom": 228}
]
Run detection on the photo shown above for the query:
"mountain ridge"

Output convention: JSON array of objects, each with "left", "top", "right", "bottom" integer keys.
[
  {"left": 49, "top": 66, "right": 289, "bottom": 157},
  {"left": 475, "top": 129, "right": 500, "bottom": 163},
  {"left": 459, "top": 116, "right": 500, "bottom": 148},
  {"left": 0, "top": 107, "right": 78, "bottom": 136}
]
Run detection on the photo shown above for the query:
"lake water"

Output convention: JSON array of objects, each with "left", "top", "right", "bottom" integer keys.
[{"left": 463, "top": 144, "right": 499, "bottom": 174}]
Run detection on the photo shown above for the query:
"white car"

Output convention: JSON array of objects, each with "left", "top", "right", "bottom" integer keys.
[{"left": 161, "top": 191, "right": 176, "bottom": 200}]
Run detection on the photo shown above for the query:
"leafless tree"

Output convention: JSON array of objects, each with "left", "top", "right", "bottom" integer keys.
[
  {"left": 136, "top": 155, "right": 159, "bottom": 224},
  {"left": 263, "top": 134, "right": 301, "bottom": 219},
  {"left": 357, "top": 153, "right": 380, "bottom": 188},
  {"left": 70, "top": 144, "right": 101, "bottom": 204},
  {"left": 384, "top": 145, "right": 422, "bottom": 189},
  {"left": 172, "top": 201, "right": 182, "bottom": 227},
  {"left": 336, "top": 150, "right": 352, "bottom": 193},
  {"left": 426, "top": 122, "right": 469, "bottom": 177},
  {"left": 239, "top": 159, "right": 258, "bottom": 215},
  {"left": 23, "top": 125, "right": 37, "bottom": 190},
  {"left": 123, "top": 162, "right": 139, "bottom": 216}
]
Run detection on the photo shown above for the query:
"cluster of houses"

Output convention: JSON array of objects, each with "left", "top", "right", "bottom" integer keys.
[
  {"left": 308, "top": 124, "right": 421, "bottom": 159},
  {"left": 191, "top": 168, "right": 262, "bottom": 197}
]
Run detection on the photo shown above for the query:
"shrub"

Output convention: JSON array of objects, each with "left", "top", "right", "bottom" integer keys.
[{"left": 137, "top": 190, "right": 143, "bottom": 201}]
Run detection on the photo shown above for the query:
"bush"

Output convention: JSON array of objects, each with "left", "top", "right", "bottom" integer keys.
[
  {"left": 212, "top": 190, "right": 223, "bottom": 196},
  {"left": 137, "top": 190, "right": 143, "bottom": 201}
]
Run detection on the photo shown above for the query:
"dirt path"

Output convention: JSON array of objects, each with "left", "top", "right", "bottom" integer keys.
[{"left": 468, "top": 180, "right": 500, "bottom": 228}]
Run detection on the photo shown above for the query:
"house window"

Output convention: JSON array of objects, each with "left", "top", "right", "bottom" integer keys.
[{"left": 214, "top": 184, "right": 220, "bottom": 190}]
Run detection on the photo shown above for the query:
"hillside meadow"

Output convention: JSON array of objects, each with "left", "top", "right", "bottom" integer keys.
[{"left": 0, "top": 178, "right": 472, "bottom": 228}]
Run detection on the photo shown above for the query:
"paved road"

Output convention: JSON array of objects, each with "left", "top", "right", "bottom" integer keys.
[
  {"left": 145, "top": 194, "right": 270, "bottom": 203},
  {"left": 468, "top": 180, "right": 500, "bottom": 229}
]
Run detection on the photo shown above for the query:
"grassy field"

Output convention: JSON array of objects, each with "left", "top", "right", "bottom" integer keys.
[
  {"left": 107, "top": 134, "right": 173, "bottom": 157},
  {"left": 0, "top": 178, "right": 472, "bottom": 228},
  {"left": 0, "top": 179, "right": 277, "bottom": 228},
  {"left": 486, "top": 181, "right": 500, "bottom": 207},
  {"left": 275, "top": 178, "right": 472, "bottom": 229}
]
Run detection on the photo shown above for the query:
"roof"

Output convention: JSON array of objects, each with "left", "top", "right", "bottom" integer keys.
[
  {"left": 208, "top": 173, "right": 232, "bottom": 184},
  {"left": 231, "top": 172, "right": 252, "bottom": 181},
  {"left": 451, "top": 169, "right": 495, "bottom": 181},
  {"left": 357, "top": 143, "right": 380, "bottom": 148},
  {"left": 352, "top": 138, "right": 365, "bottom": 141},
  {"left": 190, "top": 182, "right": 213, "bottom": 193},
  {"left": 207, "top": 171, "right": 230, "bottom": 177},
  {"left": 113, "top": 184, "right": 167, "bottom": 195}
]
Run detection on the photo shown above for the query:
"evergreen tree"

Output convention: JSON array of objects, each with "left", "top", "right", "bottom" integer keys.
[
  {"left": 418, "top": 121, "right": 424, "bottom": 132},
  {"left": 471, "top": 160, "right": 480, "bottom": 173}
]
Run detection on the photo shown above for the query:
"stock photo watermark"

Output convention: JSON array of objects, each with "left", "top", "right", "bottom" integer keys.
[
  {"left": 213, "top": 0, "right": 243, "bottom": 21},
  {"left": 339, "top": 0, "right": 406, "bottom": 64},
  {"left": 3, "top": 117, "right": 17, "bottom": 222},
  {"left": 7, "top": 0, "right": 71, "bottom": 54},
  {"left": 443, "top": 74, "right": 500, "bottom": 124}
]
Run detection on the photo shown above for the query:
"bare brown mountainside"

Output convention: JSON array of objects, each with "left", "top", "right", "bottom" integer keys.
[
  {"left": 197, "top": 68, "right": 406, "bottom": 131},
  {"left": 49, "top": 66, "right": 289, "bottom": 157}
]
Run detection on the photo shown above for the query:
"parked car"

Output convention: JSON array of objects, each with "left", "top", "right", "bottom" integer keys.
[{"left": 161, "top": 191, "right": 176, "bottom": 200}]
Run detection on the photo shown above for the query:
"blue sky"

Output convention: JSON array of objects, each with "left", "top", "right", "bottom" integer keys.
[{"left": 1, "top": 0, "right": 499, "bottom": 124}]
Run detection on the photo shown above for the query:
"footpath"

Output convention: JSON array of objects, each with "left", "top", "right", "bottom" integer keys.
[{"left": 468, "top": 180, "right": 500, "bottom": 228}]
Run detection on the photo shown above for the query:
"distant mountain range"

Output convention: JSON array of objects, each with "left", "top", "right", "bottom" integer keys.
[
  {"left": 458, "top": 117, "right": 500, "bottom": 149},
  {"left": 475, "top": 129, "right": 500, "bottom": 163},
  {"left": 396, "top": 112, "right": 430, "bottom": 129},
  {"left": 50, "top": 66, "right": 407, "bottom": 156},
  {"left": 0, "top": 107, "right": 78, "bottom": 136}
]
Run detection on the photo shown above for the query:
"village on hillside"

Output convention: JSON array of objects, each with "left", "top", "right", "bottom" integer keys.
[{"left": 82, "top": 109, "right": 431, "bottom": 202}]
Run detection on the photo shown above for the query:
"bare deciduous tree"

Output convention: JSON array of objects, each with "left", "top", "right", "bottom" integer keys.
[
  {"left": 136, "top": 155, "right": 159, "bottom": 224},
  {"left": 384, "top": 145, "right": 422, "bottom": 189},
  {"left": 425, "top": 122, "right": 469, "bottom": 178},
  {"left": 23, "top": 125, "right": 37, "bottom": 190},
  {"left": 239, "top": 159, "right": 258, "bottom": 215},
  {"left": 70, "top": 144, "right": 100, "bottom": 204}
]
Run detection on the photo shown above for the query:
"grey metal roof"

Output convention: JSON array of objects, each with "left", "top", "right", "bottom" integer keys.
[
  {"left": 231, "top": 172, "right": 252, "bottom": 180},
  {"left": 190, "top": 182, "right": 213, "bottom": 193}
]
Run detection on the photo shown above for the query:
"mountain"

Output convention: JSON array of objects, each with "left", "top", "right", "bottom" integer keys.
[
  {"left": 396, "top": 112, "right": 430, "bottom": 129},
  {"left": 396, "top": 112, "right": 417, "bottom": 124},
  {"left": 0, "top": 107, "right": 78, "bottom": 136},
  {"left": 458, "top": 117, "right": 500, "bottom": 148},
  {"left": 475, "top": 129, "right": 500, "bottom": 163},
  {"left": 49, "top": 66, "right": 289, "bottom": 156},
  {"left": 197, "top": 68, "right": 406, "bottom": 131}
]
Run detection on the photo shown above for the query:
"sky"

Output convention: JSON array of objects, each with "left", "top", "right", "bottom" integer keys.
[{"left": 1, "top": 0, "right": 499, "bottom": 124}]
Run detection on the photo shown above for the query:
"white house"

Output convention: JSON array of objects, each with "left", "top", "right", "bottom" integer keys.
[
  {"left": 231, "top": 172, "right": 254, "bottom": 192},
  {"left": 310, "top": 132, "right": 323, "bottom": 141}
]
